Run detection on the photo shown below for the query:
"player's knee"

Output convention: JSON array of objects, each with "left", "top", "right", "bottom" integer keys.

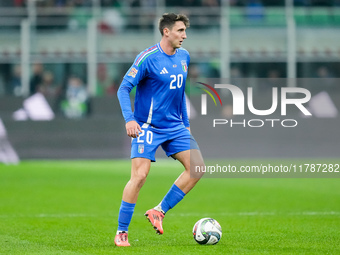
[
  {"left": 132, "top": 171, "right": 148, "bottom": 186},
  {"left": 190, "top": 161, "right": 205, "bottom": 179},
  {"left": 137, "top": 171, "right": 148, "bottom": 181}
]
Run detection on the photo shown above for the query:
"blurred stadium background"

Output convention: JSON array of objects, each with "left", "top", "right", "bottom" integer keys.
[{"left": 0, "top": 0, "right": 339, "bottom": 162}]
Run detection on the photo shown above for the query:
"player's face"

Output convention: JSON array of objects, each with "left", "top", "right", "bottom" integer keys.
[{"left": 168, "top": 21, "right": 187, "bottom": 49}]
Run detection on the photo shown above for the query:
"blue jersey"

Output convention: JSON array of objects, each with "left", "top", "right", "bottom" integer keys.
[{"left": 120, "top": 43, "right": 190, "bottom": 129}]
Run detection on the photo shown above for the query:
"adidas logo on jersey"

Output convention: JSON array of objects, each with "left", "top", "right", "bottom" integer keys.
[{"left": 160, "top": 67, "right": 168, "bottom": 74}]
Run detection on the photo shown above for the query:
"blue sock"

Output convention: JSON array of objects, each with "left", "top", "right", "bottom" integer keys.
[
  {"left": 160, "top": 184, "right": 185, "bottom": 214},
  {"left": 117, "top": 200, "right": 136, "bottom": 232}
]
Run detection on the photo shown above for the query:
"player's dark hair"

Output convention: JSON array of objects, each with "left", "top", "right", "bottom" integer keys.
[{"left": 159, "top": 13, "right": 190, "bottom": 36}]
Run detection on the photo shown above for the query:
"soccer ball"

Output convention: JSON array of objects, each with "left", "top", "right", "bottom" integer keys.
[{"left": 192, "top": 218, "right": 222, "bottom": 245}]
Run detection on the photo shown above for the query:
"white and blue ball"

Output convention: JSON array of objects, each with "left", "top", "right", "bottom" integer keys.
[{"left": 192, "top": 218, "right": 222, "bottom": 245}]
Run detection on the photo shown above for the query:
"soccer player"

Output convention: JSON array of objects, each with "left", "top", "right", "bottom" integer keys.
[{"left": 115, "top": 13, "right": 204, "bottom": 247}]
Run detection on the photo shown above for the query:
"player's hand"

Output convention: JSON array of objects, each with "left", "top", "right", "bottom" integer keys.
[
  {"left": 186, "top": 127, "right": 191, "bottom": 133},
  {"left": 126, "top": 121, "right": 142, "bottom": 138}
]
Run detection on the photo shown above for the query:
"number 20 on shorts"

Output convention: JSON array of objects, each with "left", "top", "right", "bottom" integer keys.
[{"left": 137, "top": 130, "right": 153, "bottom": 144}]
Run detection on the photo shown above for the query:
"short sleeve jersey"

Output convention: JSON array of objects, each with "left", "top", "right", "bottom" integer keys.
[{"left": 123, "top": 43, "right": 190, "bottom": 129}]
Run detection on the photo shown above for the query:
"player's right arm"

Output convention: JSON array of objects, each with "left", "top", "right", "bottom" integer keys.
[
  {"left": 117, "top": 46, "right": 156, "bottom": 138},
  {"left": 117, "top": 79, "right": 142, "bottom": 138},
  {"left": 117, "top": 48, "right": 150, "bottom": 138}
]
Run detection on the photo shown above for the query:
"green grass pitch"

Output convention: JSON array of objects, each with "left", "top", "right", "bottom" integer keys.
[{"left": 0, "top": 160, "right": 339, "bottom": 254}]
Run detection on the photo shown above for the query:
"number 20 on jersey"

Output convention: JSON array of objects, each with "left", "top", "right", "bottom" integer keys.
[{"left": 170, "top": 74, "right": 184, "bottom": 89}]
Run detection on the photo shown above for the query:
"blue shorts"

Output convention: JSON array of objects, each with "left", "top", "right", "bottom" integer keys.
[{"left": 131, "top": 124, "right": 199, "bottom": 162}]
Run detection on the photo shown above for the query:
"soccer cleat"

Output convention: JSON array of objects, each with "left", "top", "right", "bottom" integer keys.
[
  {"left": 145, "top": 209, "right": 165, "bottom": 235},
  {"left": 114, "top": 231, "right": 130, "bottom": 247}
]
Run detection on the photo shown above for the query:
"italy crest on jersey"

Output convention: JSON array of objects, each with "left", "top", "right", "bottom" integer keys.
[{"left": 181, "top": 60, "right": 187, "bottom": 72}]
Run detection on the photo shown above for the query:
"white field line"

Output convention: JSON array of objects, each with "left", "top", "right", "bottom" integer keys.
[
  {"left": 0, "top": 211, "right": 339, "bottom": 219},
  {"left": 169, "top": 211, "right": 340, "bottom": 217}
]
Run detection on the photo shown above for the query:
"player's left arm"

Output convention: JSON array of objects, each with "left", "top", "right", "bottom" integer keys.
[
  {"left": 182, "top": 52, "right": 190, "bottom": 132},
  {"left": 181, "top": 93, "right": 190, "bottom": 131}
]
